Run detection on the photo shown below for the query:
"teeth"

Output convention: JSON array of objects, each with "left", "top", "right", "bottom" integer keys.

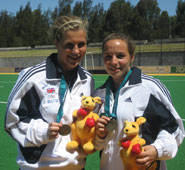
[{"left": 70, "top": 56, "right": 79, "bottom": 60}]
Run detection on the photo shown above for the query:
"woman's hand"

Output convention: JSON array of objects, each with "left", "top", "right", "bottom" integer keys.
[
  {"left": 95, "top": 116, "right": 110, "bottom": 139},
  {"left": 47, "top": 122, "right": 62, "bottom": 140},
  {"left": 136, "top": 145, "right": 158, "bottom": 169}
]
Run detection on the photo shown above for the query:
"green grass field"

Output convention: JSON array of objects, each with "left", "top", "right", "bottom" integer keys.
[{"left": 0, "top": 74, "right": 185, "bottom": 169}]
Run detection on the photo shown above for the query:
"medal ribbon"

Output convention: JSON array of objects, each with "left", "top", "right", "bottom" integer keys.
[
  {"left": 57, "top": 74, "right": 67, "bottom": 123},
  {"left": 105, "top": 69, "right": 132, "bottom": 119}
]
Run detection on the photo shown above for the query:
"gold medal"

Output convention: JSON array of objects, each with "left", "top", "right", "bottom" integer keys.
[{"left": 59, "top": 124, "right": 71, "bottom": 136}]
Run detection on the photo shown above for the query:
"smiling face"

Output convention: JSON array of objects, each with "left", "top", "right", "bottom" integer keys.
[
  {"left": 103, "top": 39, "right": 134, "bottom": 88},
  {"left": 55, "top": 29, "right": 87, "bottom": 72}
]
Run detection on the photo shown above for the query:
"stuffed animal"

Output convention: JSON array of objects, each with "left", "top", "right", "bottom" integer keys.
[
  {"left": 119, "top": 117, "right": 157, "bottom": 170},
  {"left": 66, "top": 96, "right": 101, "bottom": 154}
]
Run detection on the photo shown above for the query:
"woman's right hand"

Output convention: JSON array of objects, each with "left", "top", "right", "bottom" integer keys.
[
  {"left": 47, "top": 122, "right": 62, "bottom": 140},
  {"left": 95, "top": 116, "right": 110, "bottom": 139}
]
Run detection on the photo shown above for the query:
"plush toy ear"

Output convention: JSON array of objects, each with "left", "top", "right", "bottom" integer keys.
[
  {"left": 93, "top": 97, "right": 102, "bottom": 104},
  {"left": 136, "top": 117, "right": 146, "bottom": 125},
  {"left": 124, "top": 120, "right": 129, "bottom": 127},
  {"left": 81, "top": 96, "right": 86, "bottom": 101}
]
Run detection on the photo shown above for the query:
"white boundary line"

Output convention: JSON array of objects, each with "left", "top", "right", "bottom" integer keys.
[
  {"left": 0, "top": 81, "right": 15, "bottom": 83},
  {"left": 0, "top": 101, "right": 7, "bottom": 104}
]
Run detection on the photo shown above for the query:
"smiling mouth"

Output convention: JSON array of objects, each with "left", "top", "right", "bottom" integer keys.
[
  {"left": 69, "top": 55, "right": 80, "bottom": 61},
  {"left": 110, "top": 68, "right": 120, "bottom": 72}
]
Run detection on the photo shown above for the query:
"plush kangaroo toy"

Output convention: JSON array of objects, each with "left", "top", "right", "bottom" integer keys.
[
  {"left": 119, "top": 117, "right": 157, "bottom": 170},
  {"left": 66, "top": 96, "right": 101, "bottom": 154}
]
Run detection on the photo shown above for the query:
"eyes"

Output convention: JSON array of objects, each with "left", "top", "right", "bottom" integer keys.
[
  {"left": 104, "top": 54, "right": 125, "bottom": 60},
  {"left": 132, "top": 124, "right": 136, "bottom": 128},
  {"left": 64, "top": 42, "right": 86, "bottom": 50}
]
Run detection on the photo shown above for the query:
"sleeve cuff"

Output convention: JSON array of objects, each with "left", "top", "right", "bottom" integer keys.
[
  {"left": 151, "top": 142, "right": 163, "bottom": 158},
  {"left": 26, "top": 119, "right": 53, "bottom": 146},
  {"left": 94, "top": 135, "right": 106, "bottom": 151},
  {"left": 37, "top": 121, "right": 53, "bottom": 144}
]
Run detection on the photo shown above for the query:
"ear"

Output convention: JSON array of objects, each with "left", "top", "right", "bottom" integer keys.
[
  {"left": 131, "top": 55, "right": 135, "bottom": 63},
  {"left": 136, "top": 117, "right": 146, "bottom": 125},
  {"left": 54, "top": 40, "right": 59, "bottom": 48},
  {"left": 93, "top": 97, "right": 102, "bottom": 104}
]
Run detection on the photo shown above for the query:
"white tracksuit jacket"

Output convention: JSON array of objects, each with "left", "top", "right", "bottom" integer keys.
[
  {"left": 5, "top": 53, "right": 94, "bottom": 170},
  {"left": 94, "top": 67, "right": 184, "bottom": 170}
]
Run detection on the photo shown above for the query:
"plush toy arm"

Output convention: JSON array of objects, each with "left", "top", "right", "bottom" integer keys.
[
  {"left": 90, "top": 127, "right": 95, "bottom": 134},
  {"left": 131, "top": 143, "right": 142, "bottom": 154},
  {"left": 73, "top": 110, "right": 78, "bottom": 118},
  {"left": 92, "top": 113, "right": 99, "bottom": 121},
  {"left": 121, "top": 140, "right": 131, "bottom": 149},
  {"left": 139, "top": 138, "right": 146, "bottom": 146}
]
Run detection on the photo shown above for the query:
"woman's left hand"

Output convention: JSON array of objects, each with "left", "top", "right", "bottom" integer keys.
[{"left": 136, "top": 145, "right": 158, "bottom": 169}]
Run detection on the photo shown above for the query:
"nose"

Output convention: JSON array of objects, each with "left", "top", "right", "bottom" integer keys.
[
  {"left": 111, "top": 55, "right": 118, "bottom": 65},
  {"left": 72, "top": 45, "right": 80, "bottom": 55}
]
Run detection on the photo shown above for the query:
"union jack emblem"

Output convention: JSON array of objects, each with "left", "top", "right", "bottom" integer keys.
[{"left": 47, "top": 88, "right": 55, "bottom": 93}]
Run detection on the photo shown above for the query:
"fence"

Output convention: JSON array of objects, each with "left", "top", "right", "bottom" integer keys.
[{"left": 0, "top": 38, "right": 185, "bottom": 74}]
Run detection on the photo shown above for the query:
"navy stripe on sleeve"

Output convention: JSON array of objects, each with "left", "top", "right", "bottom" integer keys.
[{"left": 141, "top": 74, "right": 172, "bottom": 103}]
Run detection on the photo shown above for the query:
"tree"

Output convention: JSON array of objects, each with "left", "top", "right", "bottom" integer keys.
[
  {"left": 103, "top": 0, "right": 133, "bottom": 37},
  {"left": 0, "top": 11, "right": 15, "bottom": 47},
  {"left": 131, "top": 0, "right": 160, "bottom": 40},
  {"left": 82, "top": 0, "right": 93, "bottom": 19},
  {"left": 176, "top": 0, "right": 185, "bottom": 37},
  {"left": 157, "top": 11, "right": 170, "bottom": 39},
  {"left": 88, "top": 3, "right": 105, "bottom": 42},
  {"left": 170, "top": 16, "right": 177, "bottom": 38},
  {"left": 32, "top": 4, "right": 50, "bottom": 46},
  {"left": 58, "top": 0, "right": 73, "bottom": 16},
  {"left": 14, "top": 2, "right": 34, "bottom": 46},
  {"left": 73, "top": 1, "right": 83, "bottom": 17}
]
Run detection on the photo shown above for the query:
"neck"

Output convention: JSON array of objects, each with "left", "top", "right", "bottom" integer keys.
[
  {"left": 112, "top": 69, "right": 132, "bottom": 91},
  {"left": 63, "top": 71, "right": 72, "bottom": 84},
  {"left": 112, "top": 79, "right": 122, "bottom": 92}
]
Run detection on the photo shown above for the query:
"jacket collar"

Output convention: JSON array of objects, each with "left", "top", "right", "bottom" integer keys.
[
  {"left": 129, "top": 67, "right": 142, "bottom": 85},
  {"left": 100, "top": 67, "right": 142, "bottom": 89},
  {"left": 46, "top": 53, "right": 87, "bottom": 80}
]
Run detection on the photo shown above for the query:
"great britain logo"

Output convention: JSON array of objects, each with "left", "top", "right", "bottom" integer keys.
[{"left": 47, "top": 88, "right": 55, "bottom": 93}]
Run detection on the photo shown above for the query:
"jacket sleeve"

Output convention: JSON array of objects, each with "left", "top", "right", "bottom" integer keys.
[
  {"left": 94, "top": 135, "right": 106, "bottom": 151},
  {"left": 5, "top": 70, "right": 52, "bottom": 147},
  {"left": 151, "top": 129, "right": 179, "bottom": 160},
  {"left": 142, "top": 83, "right": 184, "bottom": 160}
]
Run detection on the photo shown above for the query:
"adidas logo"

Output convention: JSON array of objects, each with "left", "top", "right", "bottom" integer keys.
[
  {"left": 80, "top": 92, "right": 84, "bottom": 97},
  {"left": 125, "top": 97, "right": 132, "bottom": 102}
]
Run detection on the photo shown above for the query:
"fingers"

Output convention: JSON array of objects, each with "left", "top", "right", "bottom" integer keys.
[
  {"left": 47, "top": 122, "right": 62, "bottom": 140},
  {"left": 95, "top": 116, "right": 110, "bottom": 139},
  {"left": 136, "top": 145, "right": 158, "bottom": 169},
  {"left": 96, "top": 116, "right": 110, "bottom": 128},
  {"left": 136, "top": 156, "right": 152, "bottom": 169}
]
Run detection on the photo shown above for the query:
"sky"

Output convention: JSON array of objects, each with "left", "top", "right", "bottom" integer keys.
[{"left": 0, "top": 0, "right": 181, "bottom": 16}]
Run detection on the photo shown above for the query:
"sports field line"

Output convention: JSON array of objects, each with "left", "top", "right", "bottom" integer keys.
[
  {"left": 1, "top": 73, "right": 185, "bottom": 76},
  {"left": 0, "top": 101, "right": 7, "bottom": 104},
  {"left": 158, "top": 80, "right": 185, "bottom": 82},
  {"left": 0, "top": 81, "right": 16, "bottom": 84},
  {"left": 148, "top": 73, "right": 185, "bottom": 76},
  {"left": 0, "top": 73, "right": 18, "bottom": 75}
]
